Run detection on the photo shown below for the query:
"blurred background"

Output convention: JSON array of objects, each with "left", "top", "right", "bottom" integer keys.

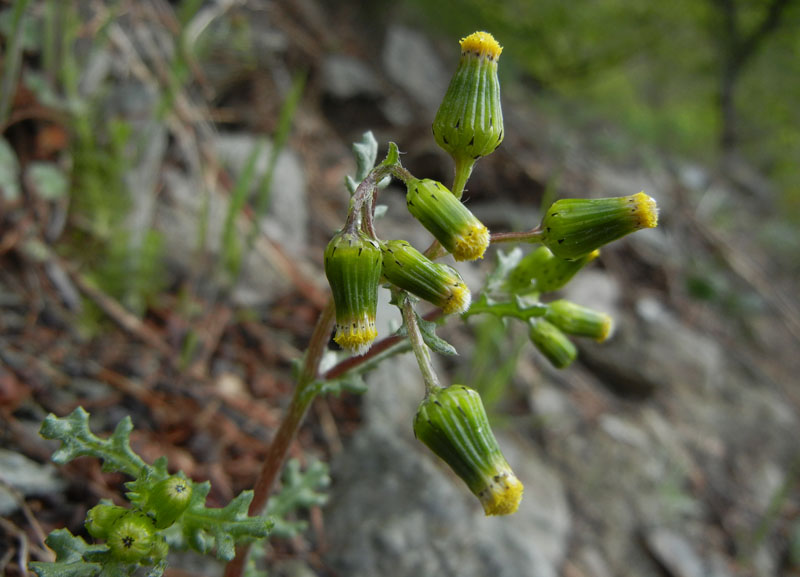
[{"left": 1, "top": 0, "right": 799, "bottom": 576}]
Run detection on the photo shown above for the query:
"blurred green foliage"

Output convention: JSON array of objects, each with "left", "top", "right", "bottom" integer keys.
[{"left": 406, "top": 0, "right": 800, "bottom": 216}]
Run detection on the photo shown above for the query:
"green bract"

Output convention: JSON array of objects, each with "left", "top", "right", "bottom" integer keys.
[
  {"left": 405, "top": 178, "right": 489, "bottom": 261},
  {"left": 413, "top": 385, "right": 523, "bottom": 516},
  {"left": 324, "top": 229, "right": 382, "bottom": 356},
  {"left": 528, "top": 317, "right": 577, "bottom": 369},
  {"left": 505, "top": 246, "right": 599, "bottom": 294},
  {"left": 381, "top": 240, "right": 471, "bottom": 314},
  {"left": 540, "top": 192, "right": 658, "bottom": 260},
  {"left": 545, "top": 299, "right": 613, "bottom": 342}
]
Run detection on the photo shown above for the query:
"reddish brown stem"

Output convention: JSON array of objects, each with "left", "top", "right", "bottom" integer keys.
[{"left": 223, "top": 299, "right": 335, "bottom": 577}]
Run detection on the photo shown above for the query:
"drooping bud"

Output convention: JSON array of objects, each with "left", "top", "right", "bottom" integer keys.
[
  {"left": 406, "top": 178, "right": 489, "bottom": 261},
  {"left": 413, "top": 385, "right": 523, "bottom": 516},
  {"left": 381, "top": 240, "right": 471, "bottom": 314},
  {"left": 324, "top": 230, "right": 382, "bottom": 355},
  {"left": 540, "top": 192, "right": 658, "bottom": 260},
  {"left": 528, "top": 318, "right": 577, "bottom": 369},
  {"left": 433, "top": 31, "right": 504, "bottom": 194},
  {"left": 107, "top": 510, "right": 156, "bottom": 563},
  {"left": 505, "top": 246, "right": 599, "bottom": 294},
  {"left": 85, "top": 504, "right": 128, "bottom": 540},
  {"left": 545, "top": 300, "right": 614, "bottom": 342},
  {"left": 145, "top": 475, "right": 193, "bottom": 529}
]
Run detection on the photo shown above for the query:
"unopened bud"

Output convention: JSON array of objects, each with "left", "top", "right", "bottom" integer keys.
[
  {"left": 528, "top": 318, "right": 577, "bottom": 369},
  {"left": 107, "top": 510, "right": 156, "bottom": 563},
  {"left": 85, "top": 504, "right": 128, "bottom": 540},
  {"left": 324, "top": 230, "right": 382, "bottom": 355},
  {"left": 540, "top": 192, "right": 658, "bottom": 260},
  {"left": 382, "top": 240, "right": 471, "bottom": 314},
  {"left": 505, "top": 246, "right": 599, "bottom": 294},
  {"left": 406, "top": 178, "right": 489, "bottom": 261},
  {"left": 145, "top": 475, "right": 193, "bottom": 529},
  {"left": 413, "top": 385, "right": 523, "bottom": 516},
  {"left": 545, "top": 300, "right": 614, "bottom": 342},
  {"left": 433, "top": 31, "right": 504, "bottom": 193}
]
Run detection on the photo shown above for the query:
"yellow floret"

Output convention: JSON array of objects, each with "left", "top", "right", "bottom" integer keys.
[
  {"left": 460, "top": 31, "right": 503, "bottom": 60},
  {"left": 596, "top": 317, "right": 615, "bottom": 343},
  {"left": 334, "top": 318, "right": 377, "bottom": 356},
  {"left": 632, "top": 192, "right": 659, "bottom": 229},
  {"left": 442, "top": 282, "right": 472, "bottom": 315},
  {"left": 452, "top": 222, "right": 490, "bottom": 261},
  {"left": 479, "top": 471, "right": 524, "bottom": 516}
]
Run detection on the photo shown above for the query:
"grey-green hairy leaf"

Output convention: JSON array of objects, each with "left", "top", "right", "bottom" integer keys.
[
  {"left": 39, "top": 407, "right": 147, "bottom": 477},
  {"left": 266, "top": 460, "right": 330, "bottom": 538},
  {"left": 352, "top": 131, "right": 378, "bottom": 183}
]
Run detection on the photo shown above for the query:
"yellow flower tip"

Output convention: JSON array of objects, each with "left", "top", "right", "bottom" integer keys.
[
  {"left": 632, "top": 192, "right": 658, "bottom": 229},
  {"left": 334, "top": 318, "right": 377, "bottom": 356},
  {"left": 587, "top": 249, "right": 601, "bottom": 262},
  {"left": 596, "top": 316, "right": 615, "bottom": 342},
  {"left": 460, "top": 31, "right": 503, "bottom": 60},
  {"left": 452, "top": 222, "right": 490, "bottom": 261},
  {"left": 442, "top": 282, "right": 472, "bottom": 315},
  {"left": 479, "top": 471, "right": 524, "bottom": 516}
]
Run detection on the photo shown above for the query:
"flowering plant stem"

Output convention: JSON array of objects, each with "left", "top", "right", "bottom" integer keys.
[
  {"left": 222, "top": 300, "right": 335, "bottom": 577},
  {"left": 400, "top": 292, "right": 442, "bottom": 394},
  {"left": 223, "top": 150, "right": 550, "bottom": 575}
]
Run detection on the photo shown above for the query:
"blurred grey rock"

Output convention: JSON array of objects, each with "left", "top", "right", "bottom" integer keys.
[
  {"left": 0, "top": 449, "right": 67, "bottom": 515},
  {"left": 578, "top": 297, "right": 722, "bottom": 396},
  {"left": 322, "top": 54, "right": 382, "bottom": 99},
  {"left": 156, "top": 168, "right": 293, "bottom": 306},
  {"left": 383, "top": 26, "right": 448, "bottom": 116},
  {"left": 643, "top": 528, "right": 708, "bottom": 577},
  {"left": 214, "top": 133, "right": 308, "bottom": 257}
]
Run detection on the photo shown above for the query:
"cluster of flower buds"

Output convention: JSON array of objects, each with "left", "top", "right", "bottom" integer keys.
[
  {"left": 325, "top": 227, "right": 479, "bottom": 356},
  {"left": 84, "top": 475, "right": 192, "bottom": 563},
  {"left": 85, "top": 505, "right": 168, "bottom": 564},
  {"left": 413, "top": 385, "right": 523, "bottom": 515},
  {"left": 321, "top": 29, "right": 660, "bottom": 519},
  {"left": 526, "top": 297, "right": 613, "bottom": 369}
]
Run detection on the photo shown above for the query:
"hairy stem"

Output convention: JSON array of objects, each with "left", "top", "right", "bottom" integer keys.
[
  {"left": 400, "top": 294, "right": 441, "bottom": 394},
  {"left": 490, "top": 227, "right": 543, "bottom": 244}
]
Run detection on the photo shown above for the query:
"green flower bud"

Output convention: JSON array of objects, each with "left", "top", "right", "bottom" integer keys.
[
  {"left": 107, "top": 510, "right": 156, "bottom": 563},
  {"left": 146, "top": 535, "right": 169, "bottom": 564},
  {"left": 505, "top": 246, "right": 599, "bottom": 294},
  {"left": 406, "top": 178, "right": 489, "bottom": 261},
  {"left": 540, "top": 192, "right": 658, "bottom": 260},
  {"left": 324, "top": 230, "right": 382, "bottom": 356},
  {"left": 145, "top": 475, "right": 193, "bottom": 529},
  {"left": 528, "top": 318, "right": 577, "bottom": 369},
  {"left": 545, "top": 299, "right": 614, "bottom": 342},
  {"left": 381, "top": 240, "right": 471, "bottom": 314},
  {"left": 433, "top": 32, "right": 504, "bottom": 194},
  {"left": 413, "top": 385, "right": 523, "bottom": 516},
  {"left": 85, "top": 504, "right": 128, "bottom": 540}
]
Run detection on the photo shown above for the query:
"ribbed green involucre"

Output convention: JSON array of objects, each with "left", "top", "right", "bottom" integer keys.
[
  {"left": 324, "top": 230, "right": 382, "bottom": 355},
  {"left": 413, "top": 385, "right": 523, "bottom": 515},
  {"left": 405, "top": 179, "right": 489, "bottom": 261}
]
